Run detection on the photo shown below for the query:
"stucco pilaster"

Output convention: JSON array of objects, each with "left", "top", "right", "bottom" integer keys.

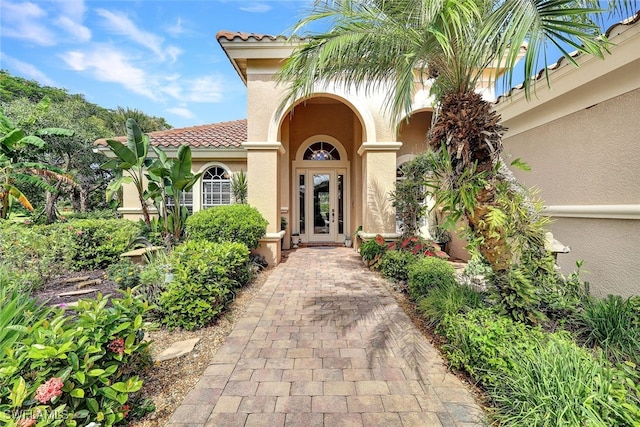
[
  {"left": 358, "top": 141, "right": 402, "bottom": 237},
  {"left": 242, "top": 141, "right": 286, "bottom": 265}
]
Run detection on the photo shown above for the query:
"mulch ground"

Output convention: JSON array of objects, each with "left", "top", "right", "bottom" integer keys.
[{"left": 31, "top": 269, "right": 120, "bottom": 307}]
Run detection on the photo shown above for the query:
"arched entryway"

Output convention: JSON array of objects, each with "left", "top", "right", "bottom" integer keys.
[{"left": 278, "top": 95, "right": 365, "bottom": 244}]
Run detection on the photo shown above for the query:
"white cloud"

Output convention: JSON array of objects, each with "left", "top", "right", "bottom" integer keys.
[
  {"left": 95, "top": 8, "right": 168, "bottom": 60},
  {"left": 57, "top": 0, "right": 86, "bottom": 19},
  {"left": 54, "top": 0, "right": 91, "bottom": 42},
  {"left": 166, "top": 45, "right": 183, "bottom": 63},
  {"left": 166, "top": 17, "right": 186, "bottom": 37},
  {"left": 61, "top": 45, "right": 157, "bottom": 100},
  {"left": 239, "top": 3, "right": 272, "bottom": 13},
  {"left": 0, "top": 53, "right": 56, "bottom": 86},
  {"left": 55, "top": 16, "right": 91, "bottom": 42},
  {"left": 183, "top": 76, "right": 224, "bottom": 103},
  {"left": 0, "top": 1, "right": 57, "bottom": 46},
  {"left": 166, "top": 106, "right": 194, "bottom": 119}
]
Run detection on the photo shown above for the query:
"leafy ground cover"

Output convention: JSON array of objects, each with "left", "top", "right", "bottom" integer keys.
[
  {"left": 1, "top": 204, "right": 268, "bottom": 426},
  {"left": 359, "top": 236, "right": 640, "bottom": 425}
]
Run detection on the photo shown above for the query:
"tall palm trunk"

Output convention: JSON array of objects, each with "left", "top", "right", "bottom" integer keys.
[{"left": 428, "top": 91, "right": 545, "bottom": 275}]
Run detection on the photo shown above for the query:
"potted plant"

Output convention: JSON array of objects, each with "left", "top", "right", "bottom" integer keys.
[
  {"left": 280, "top": 216, "right": 288, "bottom": 249},
  {"left": 344, "top": 233, "right": 352, "bottom": 247},
  {"left": 429, "top": 213, "right": 451, "bottom": 252},
  {"left": 291, "top": 232, "right": 300, "bottom": 248}
]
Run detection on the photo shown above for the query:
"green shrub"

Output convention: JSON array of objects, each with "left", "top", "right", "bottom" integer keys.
[
  {"left": 61, "top": 209, "right": 118, "bottom": 221},
  {"left": 440, "top": 308, "right": 545, "bottom": 387},
  {"left": 490, "top": 267, "right": 542, "bottom": 324},
  {"left": 573, "top": 294, "right": 640, "bottom": 365},
  {"left": 106, "top": 260, "right": 141, "bottom": 289},
  {"left": 0, "top": 289, "right": 151, "bottom": 426},
  {"left": 0, "top": 223, "right": 70, "bottom": 289},
  {"left": 159, "top": 240, "right": 251, "bottom": 330},
  {"left": 50, "top": 219, "right": 141, "bottom": 271},
  {"left": 159, "top": 279, "right": 232, "bottom": 330},
  {"left": 490, "top": 335, "right": 640, "bottom": 426},
  {"left": 417, "top": 282, "right": 482, "bottom": 328},
  {"left": 380, "top": 250, "right": 418, "bottom": 283},
  {"left": 185, "top": 204, "right": 267, "bottom": 249},
  {"left": 170, "top": 240, "right": 251, "bottom": 288},
  {"left": 408, "top": 256, "right": 456, "bottom": 300}
]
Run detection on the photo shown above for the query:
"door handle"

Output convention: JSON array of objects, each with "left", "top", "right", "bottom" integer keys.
[{"left": 331, "top": 209, "right": 335, "bottom": 223}]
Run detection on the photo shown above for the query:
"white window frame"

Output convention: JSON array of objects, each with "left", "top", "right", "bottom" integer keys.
[{"left": 201, "top": 165, "right": 232, "bottom": 209}]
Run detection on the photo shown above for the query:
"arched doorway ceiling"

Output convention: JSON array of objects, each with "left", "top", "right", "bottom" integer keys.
[{"left": 269, "top": 92, "right": 376, "bottom": 143}]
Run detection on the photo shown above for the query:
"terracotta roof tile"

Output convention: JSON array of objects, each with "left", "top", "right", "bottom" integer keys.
[
  {"left": 216, "top": 31, "right": 284, "bottom": 42},
  {"left": 495, "top": 10, "right": 640, "bottom": 104},
  {"left": 94, "top": 119, "right": 247, "bottom": 149}
]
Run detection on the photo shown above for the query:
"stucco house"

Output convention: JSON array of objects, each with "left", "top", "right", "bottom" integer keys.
[
  {"left": 98, "top": 31, "right": 509, "bottom": 264},
  {"left": 497, "top": 12, "right": 640, "bottom": 297},
  {"left": 98, "top": 11, "right": 639, "bottom": 297}
]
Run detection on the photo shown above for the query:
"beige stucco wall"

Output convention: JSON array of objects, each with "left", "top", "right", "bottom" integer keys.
[
  {"left": 502, "top": 88, "right": 640, "bottom": 297},
  {"left": 503, "top": 89, "right": 640, "bottom": 205},
  {"left": 397, "top": 111, "right": 432, "bottom": 158}
]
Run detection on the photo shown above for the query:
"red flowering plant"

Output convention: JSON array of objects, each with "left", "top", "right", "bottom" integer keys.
[
  {"left": 399, "top": 236, "right": 449, "bottom": 259},
  {"left": 0, "top": 288, "right": 151, "bottom": 427}
]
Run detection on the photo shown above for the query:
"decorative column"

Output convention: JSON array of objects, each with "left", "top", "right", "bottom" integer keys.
[
  {"left": 242, "top": 141, "right": 286, "bottom": 265},
  {"left": 357, "top": 141, "right": 402, "bottom": 241}
]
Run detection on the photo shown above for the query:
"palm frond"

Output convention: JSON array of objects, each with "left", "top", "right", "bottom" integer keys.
[{"left": 277, "top": 0, "right": 480, "bottom": 120}]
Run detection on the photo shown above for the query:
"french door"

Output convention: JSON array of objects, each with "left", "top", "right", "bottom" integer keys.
[{"left": 296, "top": 169, "right": 346, "bottom": 243}]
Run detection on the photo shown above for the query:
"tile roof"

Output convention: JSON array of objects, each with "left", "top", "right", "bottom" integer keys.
[
  {"left": 95, "top": 119, "right": 247, "bottom": 149},
  {"left": 216, "top": 31, "right": 285, "bottom": 42},
  {"left": 495, "top": 10, "right": 640, "bottom": 104}
]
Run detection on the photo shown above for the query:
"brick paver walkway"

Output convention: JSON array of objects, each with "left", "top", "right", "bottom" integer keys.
[{"left": 167, "top": 247, "right": 485, "bottom": 426}]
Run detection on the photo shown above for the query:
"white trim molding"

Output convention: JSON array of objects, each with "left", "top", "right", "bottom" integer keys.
[
  {"left": 357, "top": 141, "right": 403, "bottom": 155},
  {"left": 544, "top": 204, "right": 640, "bottom": 220}
]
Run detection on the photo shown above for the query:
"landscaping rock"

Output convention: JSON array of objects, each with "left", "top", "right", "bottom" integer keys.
[
  {"left": 76, "top": 279, "right": 101, "bottom": 289},
  {"left": 57, "top": 288, "right": 98, "bottom": 297},
  {"left": 155, "top": 338, "right": 201, "bottom": 362},
  {"left": 62, "top": 276, "right": 90, "bottom": 283}
]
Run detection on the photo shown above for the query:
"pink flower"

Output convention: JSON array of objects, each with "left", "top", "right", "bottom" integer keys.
[
  {"left": 108, "top": 337, "right": 125, "bottom": 355},
  {"left": 35, "top": 377, "right": 64, "bottom": 403},
  {"left": 17, "top": 419, "right": 36, "bottom": 427},
  {"left": 76, "top": 230, "right": 83, "bottom": 235}
]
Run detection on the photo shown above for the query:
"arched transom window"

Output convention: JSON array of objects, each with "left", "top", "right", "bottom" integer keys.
[
  {"left": 304, "top": 141, "right": 341, "bottom": 161},
  {"left": 202, "top": 166, "right": 231, "bottom": 208}
]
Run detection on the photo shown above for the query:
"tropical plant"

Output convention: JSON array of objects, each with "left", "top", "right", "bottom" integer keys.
[
  {"left": 2, "top": 95, "right": 114, "bottom": 222},
  {"left": 145, "top": 144, "right": 202, "bottom": 242},
  {"left": 573, "top": 294, "right": 640, "bottom": 365},
  {"left": 359, "top": 234, "right": 388, "bottom": 269},
  {"left": 417, "top": 281, "right": 482, "bottom": 329},
  {"left": 231, "top": 169, "right": 248, "bottom": 204},
  {"left": 390, "top": 154, "right": 432, "bottom": 237},
  {"left": 277, "top": 0, "right": 633, "bottom": 311},
  {"left": 0, "top": 105, "right": 76, "bottom": 220},
  {"left": 0, "top": 289, "right": 151, "bottom": 427},
  {"left": 102, "top": 118, "right": 153, "bottom": 226}
]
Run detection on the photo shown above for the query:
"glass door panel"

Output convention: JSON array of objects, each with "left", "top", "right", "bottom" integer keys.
[{"left": 312, "top": 173, "right": 330, "bottom": 236}]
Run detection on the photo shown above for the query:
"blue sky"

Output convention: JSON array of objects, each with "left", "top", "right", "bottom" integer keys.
[
  {"left": 0, "top": 0, "right": 313, "bottom": 128},
  {"left": 1, "top": 1, "right": 630, "bottom": 130}
]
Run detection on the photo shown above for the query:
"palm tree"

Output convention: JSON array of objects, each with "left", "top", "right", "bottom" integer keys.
[
  {"left": 0, "top": 109, "right": 76, "bottom": 220},
  {"left": 278, "top": 0, "right": 633, "bottom": 294}
]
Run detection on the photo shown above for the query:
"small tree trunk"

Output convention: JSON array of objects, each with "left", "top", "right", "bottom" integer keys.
[
  {"left": 80, "top": 187, "right": 89, "bottom": 212},
  {"left": 44, "top": 182, "right": 63, "bottom": 224}
]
